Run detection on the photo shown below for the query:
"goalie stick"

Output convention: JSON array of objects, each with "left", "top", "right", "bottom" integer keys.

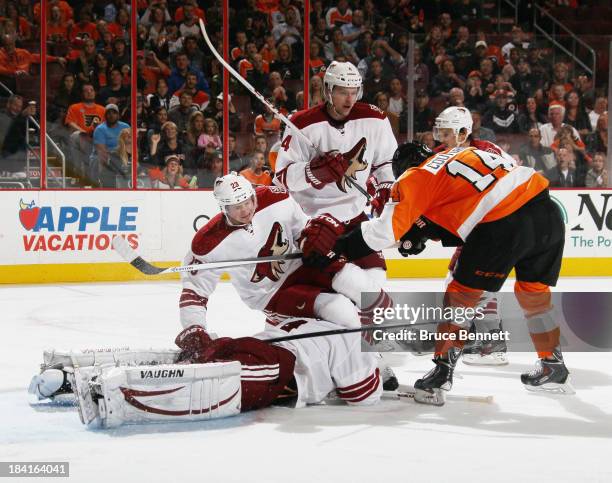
[
  {"left": 198, "top": 19, "right": 371, "bottom": 201},
  {"left": 112, "top": 236, "right": 302, "bottom": 275}
]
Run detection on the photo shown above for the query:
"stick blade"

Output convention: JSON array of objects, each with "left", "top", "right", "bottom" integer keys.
[{"left": 112, "top": 236, "right": 166, "bottom": 275}]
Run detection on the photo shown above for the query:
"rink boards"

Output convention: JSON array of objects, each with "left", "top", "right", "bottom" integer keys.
[{"left": 0, "top": 189, "right": 611, "bottom": 283}]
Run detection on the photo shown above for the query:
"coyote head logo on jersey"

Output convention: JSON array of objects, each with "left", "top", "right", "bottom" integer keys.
[
  {"left": 251, "top": 222, "right": 289, "bottom": 283},
  {"left": 338, "top": 137, "right": 368, "bottom": 193}
]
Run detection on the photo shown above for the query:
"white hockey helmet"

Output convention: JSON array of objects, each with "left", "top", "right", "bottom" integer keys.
[
  {"left": 213, "top": 173, "right": 256, "bottom": 217},
  {"left": 433, "top": 106, "right": 473, "bottom": 142},
  {"left": 323, "top": 61, "right": 363, "bottom": 103}
]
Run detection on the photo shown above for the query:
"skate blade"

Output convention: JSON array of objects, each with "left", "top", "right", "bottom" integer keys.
[
  {"left": 413, "top": 388, "right": 446, "bottom": 406},
  {"left": 523, "top": 378, "right": 576, "bottom": 395},
  {"left": 463, "top": 352, "right": 509, "bottom": 366},
  {"left": 70, "top": 370, "right": 99, "bottom": 425}
]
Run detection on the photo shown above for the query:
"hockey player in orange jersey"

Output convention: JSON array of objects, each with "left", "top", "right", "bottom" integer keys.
[{"left": 300, "top": 110, "right": 574, "bottom": 405}]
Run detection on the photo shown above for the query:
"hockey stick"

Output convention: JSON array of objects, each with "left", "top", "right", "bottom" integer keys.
[
  {"left": 263, "top": 320, "right": 438, "bottom": 343},
  {"left": 198, "top": 19, "right": 371, "bottom": 201},
  {"left": 382, "top": 385, "right": 494, "bottom": 405},
  {"left": 112, "top": 236, "right": 302, "bottom": 276}
]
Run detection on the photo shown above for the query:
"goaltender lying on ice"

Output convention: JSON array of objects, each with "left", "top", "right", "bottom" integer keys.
[{"left": 28, "top": 317, "right": 386, "bottom": 428}]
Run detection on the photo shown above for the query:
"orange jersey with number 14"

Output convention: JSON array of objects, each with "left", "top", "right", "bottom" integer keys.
[{"left": 380, "top": 146, "right": 549, "bottom": 244}]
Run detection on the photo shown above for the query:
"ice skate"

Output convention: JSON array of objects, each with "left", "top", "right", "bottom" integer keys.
[
  {"left": 413, "top": 347, "right": 462, "bottom": 406},
  {"left": 463, "top": 329, "right": 509, "bottom": 366},
  {"left": 521, "top": 349, "right": 575, "bottom": 395}
]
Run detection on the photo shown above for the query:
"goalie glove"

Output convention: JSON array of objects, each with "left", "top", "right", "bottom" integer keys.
[
  {"left": 305, "top": 151, "right": 349, "bottom": 189},
  {"left": 370, "top": 181, "right": 393, "bottom": 217},
  {"left": 299, "top": 213, "right": 345, "bottom": 268}
]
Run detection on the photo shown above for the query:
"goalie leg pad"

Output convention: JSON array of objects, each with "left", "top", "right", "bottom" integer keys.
[
  {"left": 79, "top": 362, "right": 242, "bottom": 428},
  {"left": 41, "top": 348, "right": 180, "bottom": 371}
]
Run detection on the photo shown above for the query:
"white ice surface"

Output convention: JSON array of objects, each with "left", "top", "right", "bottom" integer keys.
[{"left": 1, "top": 277, "right": 611, "bottom": 483}]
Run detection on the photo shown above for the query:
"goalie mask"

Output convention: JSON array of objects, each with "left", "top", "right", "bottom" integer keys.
[
  {"left": 432, "top": 106, "right": 473, "bottom": 144},
  {"left": 392, "top": 141, "right": 434, "bottom": 178},
  {"left": 323, "top": 61, "right": 363, "bottom": 103},
  {"left": 213, "top": 173, "right": 257, "bottom": 225}
]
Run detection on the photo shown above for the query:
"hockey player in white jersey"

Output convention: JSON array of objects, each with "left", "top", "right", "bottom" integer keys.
[
  {"left": 273, "top": 61, "right": 397, "bottom": 277},
  {"left": 180, "top": 173, "right": 392, "bottom": 342},
  {"left": 29, "top": 317, "right": 382, "bottom": 428}
]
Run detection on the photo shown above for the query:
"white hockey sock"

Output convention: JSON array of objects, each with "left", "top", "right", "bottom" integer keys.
[
  {"left": 314, "top": 293, "right": 360, "bottom": 328},
  {"left": 331, "top": 264, "right": 385, "bottom": 308}
]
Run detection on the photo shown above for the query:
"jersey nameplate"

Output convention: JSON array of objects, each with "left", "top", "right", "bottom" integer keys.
[{"left": 423, "top": 147, "right": 466, "bottom": 174}]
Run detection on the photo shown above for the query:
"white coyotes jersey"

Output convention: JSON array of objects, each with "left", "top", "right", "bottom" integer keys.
[
  {"left": 180, "top": 186, "right": 308, "bottom": 328},
  {"left": 274, "top": 102, "right": 397, "bottom": 221}
]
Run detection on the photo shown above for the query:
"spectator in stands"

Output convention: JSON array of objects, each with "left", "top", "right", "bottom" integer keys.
[
  {"left": 272, "top": 7, "right": 301, "bottom": 47},
  {"left": 167, "top": 51, "right": 210, "bottom": 96},
  {"left": 240, "top": 151, "right": 272, "bottom": 186},
  {"left": 464, "top": 72, "right": 487, "bottom": 111},
  {"left": 312, "top": 17, "right": 332, "bottom": 48},
  {"left": 411, "top": 90, "right": 435, "bottom": 134},
  {"left": 501, "top": 26, "right": 529, "bottom": 63},
  {"left": 510, "top": 56, "right": 540, "bottom": 106},
  {"left": 139, "top": 50, "right": 171, "bottom": 96},
  {"left": 50, "top": 73, "right": 80, "bottom": 121},
  {"left": 437, "top": 12, "right": 453, "bottom": 43},
  {"left": 421, "top": 25, "right": 444, "bottom": 71},
  {"left": 196, "top": 149, "right": 224, "bottom": 188},
  {"left": 271, "top": 0, "right": 302, "bottom": 29},
  {"left": 471, "top": 110, "right": 496, "bottom": 142},
  {"left": 0, "top": 95, "right": 34, "bottom": 172},
  {"left": 254, "top": 135, "right": 269, "bottom": 158},
  {"left": 431, "top": 59, "right": 465, "bottom": 97},
  {"left": 545, "top": 147, "right": 578, "bottom": 187},
  {"left": 33, "top": 0, "right": 73, "bottom": 26},
  {"left": 450, "top": 25, "right": 473, "bottom": 77},
  {"left": 150, "top": 120, "right": 186, "bottom": 168},
  {"left": 146, "top": 106, "right": 168, "bottom": 143},
  {"left": 324, "top": 27, "right": 359, "bottom": 65},
  {"left": 564, "top": 90, "right": 591, "bottom": 138},
  {"left": 170, "top": 71, "right": 210, "bottom": 111},
  {"left": 265, "top": 71, "right": 296, "bottom": 112},
  {"left": 483, "top": 91, "right": 519, "bottom": 133},
  {"left": 140, "top": 2, "right": 171, "bottom": 28},
  {"left": 197, "top": 118, "right": 222, "bottom": 151},
  {"left": 5, "top": 3, "right": 32, "bottom": 43},
  {"left": 110, "top": 37, "right": 130, "bottom": 70},
  {"left": 326, "top": 0, "right": 352, "bottom": 28},
  {"left": 585, "top": 112, "right": 608, "bottom": 155},
  {"left": 92, "top": 103, "right": 130, "bottom": 187},
  {"left": 69, "top": 8, "right": 98, "bottom": 46},
  {"left": 47, "top": 4, "right": 69, "bottom": 43},
  {"left": 147, "top": 77, "right": 171, "bottom": 112},
  {"left": 362, "top": 59, "right": 390, "bottom": 103},
  {"left": 585, "top": 152, "right": 608, "bottom": 188},
  {"left": 309, "top": 75, "right": 325, "bottom": 107},
  {"left": 183, "top": 35, "right": 207, "bottom": 72},
  {"left": 168, "top": 91, "right": 198, "bottom": 134},
  {"left": 65, "top": 83, "right": 106, "bottom": 183},
  {"left": 90, "top": 52, "right": 112, "bottom": 91},
  {"left": 517, "top": 97, "right": 546, "bottom": 133},
  {"left": 149, "top": 153, "right": 192, "bottom": 189},
  {"left": 111, "top": 127, "right": 131, "bottom": 183},
  {"left": 203, "top": 93, "right": 241, "bottom": 133},
  {"left": 183, "top": 110, "right": 206, "bottom": 154},
  {"left": 340, "top": 9, "right": 367, "bottom": 49},
  {"left": 178, "top": 4, "right": 200, "bottom": 38},
  {"left": 540, "top": 103, "right": 583, "bottom": 147},
  {"left": 574, "top": 72, "right": 595, "bottom": 109},
  {"left": 397, "top": 48, "right": 429, "bottom": 95},
  {"left": 478, "top": 58, "right": 496, "bottom": 96},
  {"left": 0, "top": 33, "right": 65, "bottom": 89},
  {"left": 519, "top": 127, "right": 556, "bottom": 172},
  {"left": 373, "top": 91, "right": 398, "bottom": 137},
  {"left": 550, "top": 62, "right": 573, "bottom": 94},
  {"left": 228, "top": 132, "right": 245, "bottom": 172},
  {"left": 387, "top": 78, "right": 406, "bottom": 116},
  {"left": 358, "top": 39, "right": 402, "bottom": 79},
  {"left": 254, "top": 103, "right": 282, "bottom": 137},
  {"left": 144, "top": 5, "right": 169, "bottom": 45},
  {"left": 454, "top": 0, "right": 482, "bottom": 21},
  {"left": 589, "top": 96, "right": 607, "bottom": 131},
  {"left": 448, "top": 87, "right": 465, "bottom": 107},
  {"left": 417, "top": 131, "right": 436, "bottom": 150},
  {"left": 270, "top": 43, "right": 301, "bottom": 80},
  {"left": 97, "top": 68, "right": 129, "bottom": 112},
  {"left": 247, "top": 53, "right": 270, "bottom": 94},
  {"left": 526, "top": 44, "right": 550, "bottom": 82},
  {"left": 355, "top": 30, "right": 374, "bottom": 60}
]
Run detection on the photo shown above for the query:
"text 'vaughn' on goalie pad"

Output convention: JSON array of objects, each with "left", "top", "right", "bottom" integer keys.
[{"left": 72, "top": 361, "right": 242, "bottom": 428}]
